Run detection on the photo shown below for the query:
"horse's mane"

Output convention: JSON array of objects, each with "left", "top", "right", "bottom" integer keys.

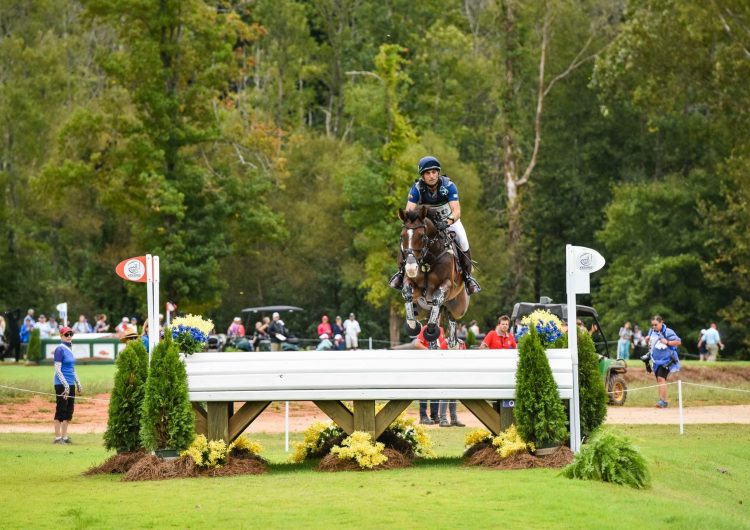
[{"left": 402, "top": 208, "right": 438, "bottom": 226}]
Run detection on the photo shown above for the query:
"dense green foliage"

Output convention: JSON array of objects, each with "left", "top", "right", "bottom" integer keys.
[
  {"left": 576, "top": 332, "right": 608, "bottom": 437},
  {"left": 562, "top": 429, "right": 651, "bottom": 489},
  {"left": 1, "top": 1, "right": 749, "bottom": 353},
  {"left": 104, "top": 340, "right": 148, "bottom": 452},
  {"left": 514, "top": 328, "right": 568, "bottom": 446},
  {"left": 139, "top": 335, "right": 194, "bottom": 451},
  {"left": 25, "top": 329, "right": 42, "bottom": 363}
]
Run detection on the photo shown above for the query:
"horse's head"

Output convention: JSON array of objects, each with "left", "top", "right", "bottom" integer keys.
[{"left": 398, "top": 206, "right": 436, "bottom": 279}]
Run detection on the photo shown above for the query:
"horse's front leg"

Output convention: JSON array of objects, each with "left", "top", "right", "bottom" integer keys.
[
  {"left": 446, "top": 314, "right": 458, "bottom": 349},
  {"left": 402, "top": 282, "right": 422, "bottom": 338},
  {"left": 424, "top": 281, "right": 449, "bottom": 341}
]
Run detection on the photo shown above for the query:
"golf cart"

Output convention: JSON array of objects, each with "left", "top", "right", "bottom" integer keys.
[
  {"left": 511, "top": 297, "right": 628, "bottom": 406},
  {"left": 240, "top": 305, "right": 305, "bottom": 351}
]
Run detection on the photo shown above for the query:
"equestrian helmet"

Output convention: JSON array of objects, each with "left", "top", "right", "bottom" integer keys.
[{"left": 418, "top": 156, "right": 441, "bottom": 175}]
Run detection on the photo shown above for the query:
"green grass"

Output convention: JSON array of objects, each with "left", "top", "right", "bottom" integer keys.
[
  {"left": 622, "top": 361, "right": 750, "bottom": 407},
  {"left": 0, "top": 425, "right": 748, "bottom": 529},
  {"left": 0, "top": 364, "right": 115, "bottom": 402}
]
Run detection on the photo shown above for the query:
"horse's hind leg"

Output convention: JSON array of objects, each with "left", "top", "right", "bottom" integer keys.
[{"left": 446, "top": 313, "right": 458, "bottom": 349}]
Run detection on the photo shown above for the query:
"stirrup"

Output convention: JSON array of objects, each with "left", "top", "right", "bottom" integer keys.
[
  {"left": 464, "top": 275, "right": 481, "bottom": 295},
  {"left": 389, "top": 271, "right": 404, "bottom": 289}
]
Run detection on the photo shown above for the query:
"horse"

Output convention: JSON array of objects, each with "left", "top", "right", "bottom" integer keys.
[{"left": 397, "top": 206, "right": 469, "bottom": 348}]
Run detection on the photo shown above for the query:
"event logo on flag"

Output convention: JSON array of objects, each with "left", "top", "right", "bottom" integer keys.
[{"left": 115, "top": 256, "right": 147, "bottom": 283}]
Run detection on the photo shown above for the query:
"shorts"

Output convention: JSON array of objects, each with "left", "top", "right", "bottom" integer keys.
[
  {"left": 346, "top": 335, "right": 358, "bottom": 349},
  {"left": 654, "top": 365, "right": 671, "bottom": 380},
  {"left": 54, "top": 384, "right": 76, "bottom": 421}
]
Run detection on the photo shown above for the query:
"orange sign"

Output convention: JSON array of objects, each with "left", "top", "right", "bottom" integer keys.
[{"left": 115, "top": 256, "right": 148, "bottom": 283}]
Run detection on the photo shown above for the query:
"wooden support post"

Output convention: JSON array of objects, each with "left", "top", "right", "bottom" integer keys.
[
  {"left": 207, "top": 401, "right": 230, "bottom": 442},
  {"left": 373, "top": 400, "right": 411, "bottom": 439},
  {"left": 461, "top": 399, "right": 501, "bottom": 435},
  {"left": 353, "top": 400, "right": 376, "bottom": 437},
  {"left": 192, "top": 403, "right": 208, "bottom": 436},
  {"left": 228, "top": 401, "right": 271, "bottom": 442},
  {"left": 313, "top": 401, "right": 354, "bottom": 434}
]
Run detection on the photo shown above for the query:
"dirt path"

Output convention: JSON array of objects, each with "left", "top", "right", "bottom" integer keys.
[{"left": 1, "top": 396, "right": 749, "bottom": 434}]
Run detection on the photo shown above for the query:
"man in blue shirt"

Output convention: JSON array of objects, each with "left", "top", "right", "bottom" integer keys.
[
  {"left": 646, "top": 315, "right": 681, "bottom": 408},
  {"left": 53, "top": 326, "right": 83, "bottom": 444},
  {"left": 389, "top": 155, "right": 481, "bottom": 295},
  {"left": 698, "top": 322, "right": 724, "bottom": 362}
]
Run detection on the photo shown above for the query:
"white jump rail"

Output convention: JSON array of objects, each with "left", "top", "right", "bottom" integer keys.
[{"left": 185, "top": 348, "right": 574, "bottom": 443}]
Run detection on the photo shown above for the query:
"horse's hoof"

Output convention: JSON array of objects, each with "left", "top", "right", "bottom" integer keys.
[
  {"left": 405, "top": 321, "right": 422, "bottom": 338},
  {"left": 423, "top": 324, "right": 440, "bottom": 342}
]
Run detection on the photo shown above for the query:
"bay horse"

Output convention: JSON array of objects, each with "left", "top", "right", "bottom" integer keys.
[{"left": 397, "top": 206, "right": 469, "bottom": 348}]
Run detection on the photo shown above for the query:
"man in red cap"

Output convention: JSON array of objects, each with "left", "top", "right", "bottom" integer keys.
[{"left": 53, "top": 326, "right": 83, "bottom": 444}]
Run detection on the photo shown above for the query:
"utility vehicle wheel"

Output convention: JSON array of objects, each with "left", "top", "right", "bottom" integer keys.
[{"left": 608, "top": 375, "right": 627, "bottom": 406}]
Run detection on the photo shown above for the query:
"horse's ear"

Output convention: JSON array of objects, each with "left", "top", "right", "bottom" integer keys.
[
  {"left": 418, "top": 205, "right": 428, "bottom": 219},
  {"left": 398, "top": 208, "right": 406, "bottom": 222}
]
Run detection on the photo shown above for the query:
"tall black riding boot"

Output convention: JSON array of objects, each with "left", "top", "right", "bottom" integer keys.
[
  {"left": 389, "top": 268, "right": 405, "bottom": 289},
  {"left": 460, "top": 249, "right": 481, "bottom": 295}
]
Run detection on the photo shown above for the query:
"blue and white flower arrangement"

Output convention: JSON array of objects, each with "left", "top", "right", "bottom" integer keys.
[
  {"left": 517, "top": 309, "right": 564, "bottom": 346},
  {"left": 170, "top": 314, "right": 214, "bottom": 355}
]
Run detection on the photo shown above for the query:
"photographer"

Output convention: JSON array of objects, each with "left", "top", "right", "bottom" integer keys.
[
  {"left": 643, "top": 315, "right": 681, "bottom": 408},
  {"left": 268, "top": 312, "right": 288, "bottom": 352}
]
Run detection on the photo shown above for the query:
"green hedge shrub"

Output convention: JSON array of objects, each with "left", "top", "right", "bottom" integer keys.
[
  {"left": 140, "top": 335, "right": 195, "bottom": 451},
  {"left": 577, "top": 331, "right": 608, "bottom": 437},
  {"left": 514, "top": 327, "right": 568, "bottom": 446},
  {"left": 104, "top": 340, "right": 148, "bottom": 452},
  {"left": 26, "top": 328, "right": 42, "bottom": 363},
  {"left": 562, "top": 430, "right": 650, "bottom": 488}
]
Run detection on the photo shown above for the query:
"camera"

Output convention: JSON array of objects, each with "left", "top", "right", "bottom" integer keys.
[{"left": 640, "top": 352, "right": 652, "bottom": 373}]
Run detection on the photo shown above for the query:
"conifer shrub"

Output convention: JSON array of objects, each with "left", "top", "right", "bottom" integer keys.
[
  {"left": 514, "top": 327, "right": 568, "bottom": 447},
  {"left": 104, "top": 340, "right": 149, "bottom": 452},
  {"left": 26, "top": 328, "right": 42, "bottom": 363},
  {"left": 576, "top": 331, "right": 608, "bottom": 437},
  {"left": 140, "top": 335, "right": 195, "bottom": 452},
  {"left": 562, "top": 430, "right": 650, "bottom": 488}
]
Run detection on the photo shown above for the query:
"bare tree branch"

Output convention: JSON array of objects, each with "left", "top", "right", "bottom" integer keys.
[
  {"left": 345, "top": 70, "right": 384, "bottom": 82},
  {"left": 543, "top": 33, "right": 596, "bottom": 97}
]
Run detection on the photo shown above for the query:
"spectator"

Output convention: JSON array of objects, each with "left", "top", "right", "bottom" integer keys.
[
  {"left": 53, "top": 326, "right": 83, "bottom": 444},
  {"left": 253, "top": 319, "right": 271, "bottom": 351},
  {"left": 34, "top": 314, "right": 53, "bottom": 339},
  {"left": 456, "top": 323, "right": 468, "bottom": 343},
  {"left": 48, "top": 316, "right": 59, "bottom": 336},
  {"left": 333, "top": 334, "right": 345, "bottom": 351},
  {"left": 72, "top": 314, "right": 93, "bottom": 334},
  {"left": 413, "top": 325, "right": 464, "bottom": 427},
  {"left": 698, "top": 322, "right": 724, "bottom": 362},
  {"left": 20, "top": 309, "right": 35, "bottom": 344},
  {"left": 343, "top": 313, "right": 361, "bottom": 350},
  {"left": 632, "top": 324, "right": 647, "bottom": 359},
  {"left": 480, "top": 315, "right": 517, "bottom": 349},
  {"left": 131, "top": 317, "right": 139, "bottom": 330},
  {"left": 115, "top": 317, "right": 130, "bottom": 335},
  {"left": 468, "top": 320, "right": 482, "bottom": 340},
  {"left": 317, "top": 315, "right": 332, "bottom": 339},
  {"left": 576, "top": 319, "right": 588, "bottom": 335},
  {"left": 94, "top": 314, "right": 109, "bottom": 333},
  {"left": 268, "top": 312, "right": 288, "bottom": 352},
  {"left": 227, "top": 317, "right": 246, "bottom": 338},
  {"left": 316, "top": 333, "right": 333, "bottom": 351},
  {"left": 617, "top": 321, "right": 633, "bottom": 360},
  {"left": 331, "top": 316, "right": 345, "bottom": 340},
  {"left": 646, "top": 315, "right": 681, "bottom": 409}
]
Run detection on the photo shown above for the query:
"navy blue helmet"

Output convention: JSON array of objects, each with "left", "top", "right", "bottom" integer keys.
[{"left": 418, "top": 156, "right": 441, "bottom": 175}]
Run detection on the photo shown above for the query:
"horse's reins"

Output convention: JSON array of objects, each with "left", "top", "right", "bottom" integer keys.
[{"left": 401, "top": 220, "right": 453, "bottom": 274}]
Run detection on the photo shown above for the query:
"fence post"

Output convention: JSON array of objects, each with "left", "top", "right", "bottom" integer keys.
[
  {"left": 678, "top": 379, "right": 684, "bottom": 435},
  {"left": 369, "top": 337, "right": 373, "bottom": 349},
  {"left": 285, "top": 401, "right": 290, "bottom": 452}
]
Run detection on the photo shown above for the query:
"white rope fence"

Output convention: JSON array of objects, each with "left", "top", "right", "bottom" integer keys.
[{"left": 0, "top": 383, "right": 111, "bottom": 403}]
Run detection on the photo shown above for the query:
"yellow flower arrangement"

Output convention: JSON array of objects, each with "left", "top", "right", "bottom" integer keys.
[
  {"left": 171, "top": 314, "right": 214, "bottom": 336},
  {"left": 464, "top": 428, "right": 493, "bottom": 448},
  {"left": 229, "top": 434, "right": 263, "bottom": 456},
  {"left": 519, "top": 309, "right": 564, "bottom": 345},
  {"left": 491, "top": 425, "right": 535, "bottom": 458},
  {"left": 289, "top": 421, "right": 344, "bottom": 463},
  {"left": 331, "top": 431, "right": 388, "bottom": 469}
]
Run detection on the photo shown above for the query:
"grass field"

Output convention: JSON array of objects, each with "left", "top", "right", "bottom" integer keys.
[{"left": 0, "top": 425, "right": 748, "bottom": 529}]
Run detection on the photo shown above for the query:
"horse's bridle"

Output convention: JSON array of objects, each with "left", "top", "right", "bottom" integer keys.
[{"left": 401, "top": 221, "right": 445, "bottom": 272}]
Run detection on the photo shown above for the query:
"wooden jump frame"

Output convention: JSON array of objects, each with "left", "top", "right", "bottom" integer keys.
[{"left": 186, "top": 349, "right": 575, "bottom": 443}]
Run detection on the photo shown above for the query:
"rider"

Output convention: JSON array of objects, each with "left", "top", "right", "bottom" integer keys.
[{"left": 389, "top": 155, "right": 481, "bottom": 295}]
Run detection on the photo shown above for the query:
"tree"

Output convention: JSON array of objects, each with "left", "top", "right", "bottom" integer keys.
[{"left": 104, "top": 340, "right": 149, "bottom": 452}]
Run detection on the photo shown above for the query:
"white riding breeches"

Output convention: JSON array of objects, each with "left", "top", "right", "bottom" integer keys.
[{"left": 449, "top": 220, "right": 469, "bottom": 252}]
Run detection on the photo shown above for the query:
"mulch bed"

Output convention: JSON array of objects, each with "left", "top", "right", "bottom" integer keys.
[
  {"left": 317, "top": 448, "right": 412, "bottom": 472},
  {"left": 465, "top": 445, "right": 574, "bottom": 470},
  {"left": 84, "top": 451, "right": 148, "bottom": 475},
  {"left": 84, "top": 449, "right": 268, "bottom": 481}
]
